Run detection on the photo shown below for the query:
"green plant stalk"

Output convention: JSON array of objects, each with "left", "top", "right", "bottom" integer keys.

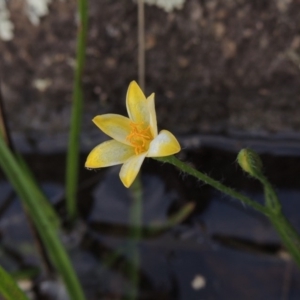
[
  {"left": 269, "top": 208, "right": 300, "bottom": 249},
  {"left": 156, "top": 155, "right": 300, "bottom": 267},
  {"left": 16, "top": 154, "right": 63, "bottom": 274},
  {"left": 237, "top": 148, "right": 300, "bottom": 262},
  {"left": 255, "top": 173, "right": 300, "bottom": 253},
  {"left": 256, "top": 174, "right": 281, "bottom": 212},
  {"left": 0, "top": 86, "right": 57, "bottom": 275},
  {"left": 269, "top": 213, "right": 300, "bottom": 268},
  {"left": 0, "top": 136, "right": 86, "bottom": 300},
  {"left": 66, "top": 0, "right": 88, "bottom": 221},
  {"left": 0, "top": 265, "right": 30, "bottom": 300},
  {"left": 155, "top": 155, "right": 269, "bottom": 215},
  {"left": 260, "top": 177, "right": 300, "bottom": 256},
  {"left": 148, "top": 202, "right": 195, "bottom": 235},
  {"left": 16, "top": 154, "right": 60, "bottom": 229},
  {"left": 126, "top": 177, "right": 143, "bottom": 300},
  {"left": 281, "top": 217, "right": 300, "bottom": 249}
]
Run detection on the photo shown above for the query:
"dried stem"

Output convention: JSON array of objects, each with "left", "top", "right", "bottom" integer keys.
[{"left": 137, "top": 0, "right": 145, "bottom": 90}]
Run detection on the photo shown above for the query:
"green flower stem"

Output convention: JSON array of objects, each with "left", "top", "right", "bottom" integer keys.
[
  {"left": 256, "top": 174, "right": 282, "bottom": 213},
  {"left": 66, "top": 0, "right": 88, "bottom": 221},
  {"left": 155, "top": 155, "right": 269, "bottom": 215},
  {"left": 126, "top": 177, "right": 143, "bottom": 300},
  {"left": 269, "top": 213, "right": 300, "bottom": 268},
  {"left": 272, "top": 211, "right": 300, "bottom": 249},
  {"left": 155, "top": 155, "right": 300, "bottom": 268},
  {"left": 255, "top": 172, "right": 300, "bottom": 255}
]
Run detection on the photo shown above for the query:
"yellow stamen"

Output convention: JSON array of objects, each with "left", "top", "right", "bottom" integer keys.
[{"left": 126, "top": 122, "right": 153, "bottom": 155}]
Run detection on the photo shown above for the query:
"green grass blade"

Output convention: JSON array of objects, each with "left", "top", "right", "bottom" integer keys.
[
  {"left": 0, "top": 136, "right": 86, "bottom": 300},
  {"left": 65, "top": 0, "right": 88, "bottom": 221},
  {"left": 147, "top": 202, "right": 195, "bottom": 235},
  {"left": 0, "top": 265, "right": 29, "bottom": 300},
  {"left": 126, "top": 178, "right": 143, "bottom": 300},
  {"left": 16, "top": 154, "right": 60, "bottom": 229}
]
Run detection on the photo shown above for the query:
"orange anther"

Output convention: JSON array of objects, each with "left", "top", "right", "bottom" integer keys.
[{"left": 126, "top": 122, "right": 153, "bottom": 155}]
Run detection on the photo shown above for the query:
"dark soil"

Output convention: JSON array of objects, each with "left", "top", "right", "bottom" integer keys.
[{"left": 1, "top": 0, "right": 300, "bottom": 151}]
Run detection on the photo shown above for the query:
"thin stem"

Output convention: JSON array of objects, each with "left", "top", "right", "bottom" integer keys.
[
  {"left": 66, "top": 0, "right": 88, "bottom": 221},
  {"left": 148, "top": 202, "right": 195, "bottom": 235},
  {"left": 137, "top": 0, "right": 145, "bottom": 90},
  {"left": 257, "top": 174, "right": 281, "bottom": 213},
  {"left": 126, "top": 178, "right": 143, "bottom": 300},
  {"left": 269, "top": 213, "right": 300, "bottom": 268},
  {"left": 155, "top": 155, "right": 269, "bottom": 215},
  {"left": 256, "top": 174, "right": 300, "bottom": 253},
  {"left": 156, "top": 155, "right": 300, "bottom": 268},
  {"left": 274, "top": 212, "right": 300, "bottom": 249},
  {"left": 0, "top": 80, "right": 54, "bottom": 275},
  {"left": 0, "top": 136, "right": 86, "bottom": 300}
]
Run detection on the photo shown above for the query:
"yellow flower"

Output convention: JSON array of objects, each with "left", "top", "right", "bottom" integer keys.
[{"left": 85, "top": 81, "right": 181, "bottom": 187}]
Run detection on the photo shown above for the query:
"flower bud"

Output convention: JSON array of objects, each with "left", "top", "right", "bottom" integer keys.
[{"left": 237, "top": 148, "right": 263, "bottom": 178}]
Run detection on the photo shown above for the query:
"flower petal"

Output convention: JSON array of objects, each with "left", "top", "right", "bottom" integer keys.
[
  {"left": 147, "top": 93, "right": 158, "bottom": 137},
  {"left": 119, "top": 153, "right": 147, "bottom": 188},
  {"left": 147, "top": 130, "right": 181, "bottom": 157},
  {"left": 126, "top": 81, "right": 150, "bottom": 125},
  {"left": 85, "top": 140, "right": 135, "bottom": 169},
  {"left": 93, "top": 114, "right": 132, "bottom": 145}
]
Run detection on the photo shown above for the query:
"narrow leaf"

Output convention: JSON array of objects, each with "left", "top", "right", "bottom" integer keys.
[
  {"left": 0, "top": 265, "right": 29, "bottom": 300},
  {"left": 0, "top": 136, "right": 86, "bottom": 300}
]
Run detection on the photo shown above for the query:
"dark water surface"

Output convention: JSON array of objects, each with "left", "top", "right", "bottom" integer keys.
[{"left": 1, "top": 138, "right": 300, "bottom": 300}]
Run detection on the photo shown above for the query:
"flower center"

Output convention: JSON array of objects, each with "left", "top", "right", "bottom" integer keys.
[{"left": 126, "top": 122, "right": 153, "bottom": 155}]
